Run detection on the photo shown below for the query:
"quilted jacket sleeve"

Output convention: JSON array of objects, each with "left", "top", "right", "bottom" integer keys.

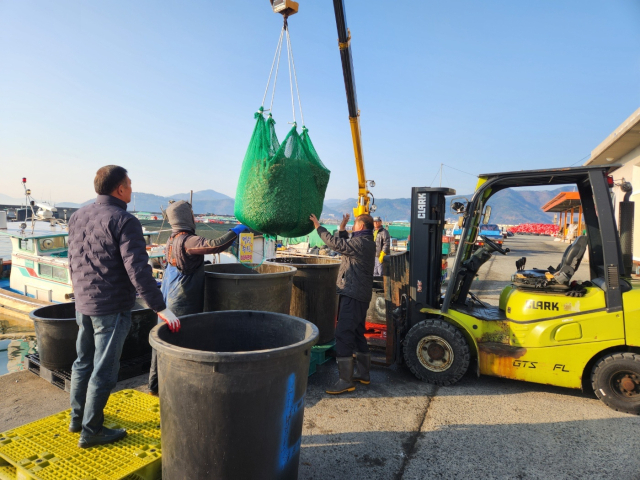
[
  {"left": 119, "top": 217, "right": 166, "bottom": 312},
  {"left": 317, "top": 227, "right": 359, "bottom": 257}
]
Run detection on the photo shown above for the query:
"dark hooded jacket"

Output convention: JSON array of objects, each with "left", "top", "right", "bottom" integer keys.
[
  {"left": 68, "top": 195, "right": 166, "bottom": 315},
  {"left": 317, "top": 226, "right": 375, "bottom": 303}
]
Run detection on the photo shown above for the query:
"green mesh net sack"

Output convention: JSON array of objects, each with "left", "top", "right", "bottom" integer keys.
[{"left": 234, "top": 109, "right": 331, "bottom": 238}]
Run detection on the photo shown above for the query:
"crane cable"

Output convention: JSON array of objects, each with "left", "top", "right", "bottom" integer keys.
[
  {"left": 261, "top": 27, "right": 284, "bottom": 113},
  {"left": 261, "top": 17, "right": 305, "bottom": 125},
  {"left": 285, "top": 23, "right": 304, "bottom": 126},
  {"left": 284, "top": 20, "right": 296, "bottom": 123}
]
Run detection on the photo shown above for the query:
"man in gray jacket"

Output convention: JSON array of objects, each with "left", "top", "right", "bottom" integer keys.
[
  {"left": 373, "top": 217, "right": 391, "bottom": 276},
  {"left": 68, "top": 165, "right": 179, "bottom": 448},
  {"left": 310, "top": 212, "right": 376, "bottom": 394}
]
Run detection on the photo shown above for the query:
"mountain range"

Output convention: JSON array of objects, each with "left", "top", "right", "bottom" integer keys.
[
  {"left": 56, "top": 190, "right": 236, "bottom": 216},
  {"left": 1, "top": 188, "right": 571, "bottom": 225},
  {"left": 480, "top": 187, "right": 568, "bottom": 224},
  {"left": 321, "top": 187, "right": 567, "bottom": 224}
]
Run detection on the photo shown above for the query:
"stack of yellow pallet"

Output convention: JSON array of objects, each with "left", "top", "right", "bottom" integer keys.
[{"left": 0, "top": 390, "right": 161, "bottom": 480}]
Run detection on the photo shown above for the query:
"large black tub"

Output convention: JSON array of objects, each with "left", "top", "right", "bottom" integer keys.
[
  {"left": 149, "top": 310, "right": 319, "bottom": 480},
  {"left": 29, "top": 301, "right": 158, "bottom": 371},
  {"left": 267, "top": 256, "right": 340, "bottom": 344},
  {"left": 204, "top": 263, "right": 296, "bottom": 314}
]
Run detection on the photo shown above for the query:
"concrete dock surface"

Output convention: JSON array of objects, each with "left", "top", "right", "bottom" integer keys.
[
  {"left": 301, "top": 236, "right": 639, "bottom": 479},
  {"left": 1, "top": 236, "right": 638, "bottom": 479}
]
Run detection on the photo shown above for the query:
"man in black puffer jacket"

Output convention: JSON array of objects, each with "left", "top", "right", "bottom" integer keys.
[
  {"left": 311, "top": 212, "right": 375, "bottom": 395},
  {"left": 68, "top": 165, "right": 179, "bottom": 449}
]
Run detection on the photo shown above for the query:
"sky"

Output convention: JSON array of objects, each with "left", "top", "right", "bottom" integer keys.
[{"left": 1, "top": 1, "right": 639, "bottom": 204}]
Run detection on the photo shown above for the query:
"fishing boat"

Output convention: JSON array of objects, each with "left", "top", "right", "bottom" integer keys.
[{"left": 0, "top": 221, "right": 165, "bottom": 321}]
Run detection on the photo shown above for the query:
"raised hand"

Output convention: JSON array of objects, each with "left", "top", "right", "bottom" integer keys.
[
  {"left": 339, "top": 213, "right": 350, "bottom": 231},
  {"left": 309, "top": 214, "right": 321, "bottom": 229}
]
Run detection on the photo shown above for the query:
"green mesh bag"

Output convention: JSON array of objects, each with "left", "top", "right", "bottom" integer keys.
[{"left": 234, "top": 109, "right": 330, "bottom": 238}]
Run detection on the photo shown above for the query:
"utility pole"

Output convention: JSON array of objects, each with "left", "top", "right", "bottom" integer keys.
[{"left": 439, "top": 163, "right": 443, "bottom": 187}]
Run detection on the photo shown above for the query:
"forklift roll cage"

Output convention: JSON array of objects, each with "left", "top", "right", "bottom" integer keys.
[
  {"left": 384, "top": 164, "right": 626, "bottom": 366},
  {"left": 441, "top": 164, "right": 625, "bottom": 316}
]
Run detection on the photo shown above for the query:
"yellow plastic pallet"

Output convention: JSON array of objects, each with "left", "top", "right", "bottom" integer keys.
[
  {"left": 0, "top": 390, "right": 161, "bottom": 480},
  {"left": 0, "top": 463, "right": 17, "bottom": 480}
]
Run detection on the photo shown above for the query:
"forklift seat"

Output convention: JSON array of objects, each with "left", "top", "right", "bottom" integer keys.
[{"left": 513, "top": 236, "right": 588, "bottom": 290}]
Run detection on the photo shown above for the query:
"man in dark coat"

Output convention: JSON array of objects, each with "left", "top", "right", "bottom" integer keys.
[
  {"left": 68, "top": 165, "right": 179, "bottom": 449},
  {"left": 373, "top": 216, "right": 391, "bottom": 276},
  {"left": 310, "top": 212, "right": 376, "bottom": 394}
]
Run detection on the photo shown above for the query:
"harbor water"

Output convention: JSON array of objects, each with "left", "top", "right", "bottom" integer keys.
[
  {"left": 0, "top": 313, "right": 36, "bottom": 376},
  {"left": 0, "top": 228, "right": 36, "bottom": 375}
]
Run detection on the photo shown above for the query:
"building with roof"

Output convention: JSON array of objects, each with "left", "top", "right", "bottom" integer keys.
[
  {"left": 541, "top": 191, "right": 582, "bottom": 242},
  {"left": 584, "top": 107, "right": 640, "bottom": 267}
]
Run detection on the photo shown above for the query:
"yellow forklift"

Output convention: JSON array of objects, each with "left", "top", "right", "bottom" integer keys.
[{"left": 382, "top": 167, "right": 640, "bottom": 414}]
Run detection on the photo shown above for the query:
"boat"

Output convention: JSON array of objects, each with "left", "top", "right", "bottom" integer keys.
[
  {"left": 0, "top": 220, "right": 71, "bottom": 321},
  {"left": 0, "top": 221, "right": 165, "bottom": 322}
]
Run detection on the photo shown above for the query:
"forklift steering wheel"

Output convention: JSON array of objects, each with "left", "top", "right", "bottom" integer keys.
[{"left": 481, "top": 235, "right": 510, "bottom": 255}]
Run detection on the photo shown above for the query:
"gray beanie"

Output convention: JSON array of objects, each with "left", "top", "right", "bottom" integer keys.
[{"left": 165, "top": 200, "right": 196, "bottom": 233}]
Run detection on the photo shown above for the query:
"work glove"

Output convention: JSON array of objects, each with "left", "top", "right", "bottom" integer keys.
[
  {"left": 231, "top": 224, "right": 250, "bottom": 235},
  {"left": 566, "top": 281, "right": 587, "bottom": 298},
  {"left": 379, "top": 251, "right": 386, "bottom": 264},
  {"left": 158, "top": 309, "right": 181, "bottom": 333},
  {"left": 566, "top": 288, "right": 586, "bottom": 298}
]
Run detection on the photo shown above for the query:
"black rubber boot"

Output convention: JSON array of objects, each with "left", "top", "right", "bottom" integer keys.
[
  {"left": 78, "top": 427, "right": 127, "bottom": 448},
  {"left": 68, "top": 420, "right": 82, "bottom": 433},
  {"left": 353, "top": 352, "right": 371, "bottom": 385},
  {"left": 326, "top": 357, "right": 356, "bottom": 395}
]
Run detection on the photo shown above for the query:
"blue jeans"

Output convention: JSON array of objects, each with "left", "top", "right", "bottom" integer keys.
[{"left": 69, "top": 310, "right": 132, "bottom": 436}]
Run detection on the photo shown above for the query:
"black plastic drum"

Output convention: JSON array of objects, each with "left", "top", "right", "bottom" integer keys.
[{"left": 149, "top": 310, "right": 318, "bottom": 480}]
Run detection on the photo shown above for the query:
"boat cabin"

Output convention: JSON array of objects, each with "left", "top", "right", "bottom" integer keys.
[
  {"left": 0, "top": 226, "right": 163, "bottom": 303},
  {"left": 1, "top": 230, "right": 72, "bottom": 303}
]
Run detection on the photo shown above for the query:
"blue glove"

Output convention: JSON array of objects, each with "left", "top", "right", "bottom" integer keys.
[{"left": 231, "top": 224, "right": 250, "bottom": 235}]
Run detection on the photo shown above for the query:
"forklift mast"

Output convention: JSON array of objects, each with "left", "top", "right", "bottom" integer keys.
[{"left": 407, "top": 187, "right": 455, "bottom": 329}]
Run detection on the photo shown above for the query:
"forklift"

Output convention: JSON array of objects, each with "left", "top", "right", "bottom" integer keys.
[
  {"left": 382, "top": 167, "right": 640, "bottom": 415},
  {"left": 270, "top": 1, "right": 640, "bottom": 413}
]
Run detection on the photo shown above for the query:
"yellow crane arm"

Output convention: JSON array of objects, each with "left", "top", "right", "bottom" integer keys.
[
  {"left": 349, "top": 115, "right": 370, "bottom": 217},
  {"left": 333, "top": 0, "right": 373, "bottom": 218}
]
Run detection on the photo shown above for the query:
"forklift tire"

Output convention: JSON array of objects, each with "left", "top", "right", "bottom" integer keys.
[
  {"left": 403, "top": 319, "right": 470, "bottom": 385},
  {"left": 591, "top": 352, "right": 640, "bottom": 415}
]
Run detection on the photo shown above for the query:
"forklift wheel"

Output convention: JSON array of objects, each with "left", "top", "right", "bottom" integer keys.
[
  {"left": 591, "top": 352, "right": 640, "bottom": 415},
  {"left": 403, "top": 319, "right": 470, "bottom": 385}
]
